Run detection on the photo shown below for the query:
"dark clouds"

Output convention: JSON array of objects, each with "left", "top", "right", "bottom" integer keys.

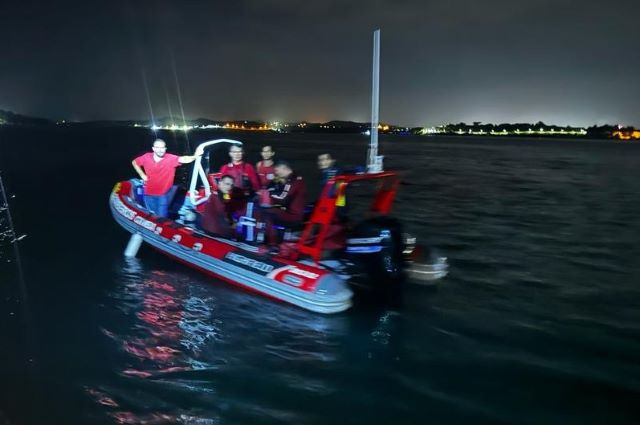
[{"left": 1, "top": 0, "right": 638, "bottom": 126}]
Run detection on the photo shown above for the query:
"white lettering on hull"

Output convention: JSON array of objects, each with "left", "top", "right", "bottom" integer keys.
[
  {"left": 112, "top": 195, "right": 137, "bottom": 220},
  {"left": 287, "top": 268, "right": 320, "bottom": 280}
]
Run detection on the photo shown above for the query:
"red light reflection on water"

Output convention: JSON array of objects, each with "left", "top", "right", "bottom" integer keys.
[
  {"left": 118, "top": 274, "right": 194, "bottom": 371},
  {"left": 87, "top": 266, "right": 217, "bottom": 421}
]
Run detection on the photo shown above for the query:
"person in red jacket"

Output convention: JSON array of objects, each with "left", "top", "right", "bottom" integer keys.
[
  {"left": 260, "top": 160, "right": 306, "bottom": 245},
  {"left": 132, "top": 139, "right": 203, "bottom": 217},
  {"left": 255, "top": 145, "right": 275, "bottom": 188},
  {"left": 219, "top": 145, "right": 260, "bottom": 196},
  {"left": 200, "top": 175, "right": 235, "bottom": 238}
]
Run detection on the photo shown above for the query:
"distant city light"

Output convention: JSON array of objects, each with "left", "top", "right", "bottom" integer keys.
[
  {"left": 421, "top": 125, "right": 587, "bottom": 137},
  {"left": 613, "top": 129, "right": 640, "bottom": 140}
]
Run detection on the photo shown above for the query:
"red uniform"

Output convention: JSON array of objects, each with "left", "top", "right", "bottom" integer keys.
[
  {"left": 200, "top": 192, "right": 234, "bottom": 238},
  {"left": 269, "top": 174, "right": 306, "bottom": 223},
  {"left": 134, "top": 153, "right": 180, "bottom": 195},
  {"left": 256, "top": 161, "right": 275, "bottom": 188},
  {"left": 219, "top": 162, "right": 260, "bottom": 193}
]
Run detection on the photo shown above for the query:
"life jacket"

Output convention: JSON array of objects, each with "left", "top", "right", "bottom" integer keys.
[
  {"left": 256, "top": 161, "right": 275, "bottom": 188},
  {"left": 220, "top": 162, "right": 255, "bottom": 193}
]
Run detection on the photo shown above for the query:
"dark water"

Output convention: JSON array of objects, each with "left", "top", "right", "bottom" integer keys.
[{"left": 1, "top": 127, "right": 639, "bottom": 424}]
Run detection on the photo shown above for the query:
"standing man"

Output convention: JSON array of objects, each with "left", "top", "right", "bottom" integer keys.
[
  {"left": 317, "top": 152, "right": 347, "bottom": 217},
  {"left": 317, "top": 153, "right": 340, "bottom": 192},
  {"left": 132, "top": 138, "right": 203, "bottom": 218},
  {"left": 256, "top": 145, "right": 275, "bottom": 188},
  {"left": 219, "top": 145, "right": 260, "bottom": 195}
]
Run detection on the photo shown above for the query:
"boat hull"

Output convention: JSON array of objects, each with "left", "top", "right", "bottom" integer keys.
[{"left": 110, "top": 181, "right": 352, "bottom": 314}]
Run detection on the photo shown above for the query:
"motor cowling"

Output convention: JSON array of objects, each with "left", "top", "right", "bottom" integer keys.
[{"left": 345, "top": 216, "right": 405, "bottom": 288}]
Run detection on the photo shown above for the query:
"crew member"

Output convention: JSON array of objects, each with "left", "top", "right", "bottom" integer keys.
[
  {"left": 263, "top": 160, "right": 306, "bottom": 235},
  {"left": 219, "top": 145, "right": 260, "bottom": 196},
  {"left": 201, "top": 175, "right": 235, "bottom": 238},
  {"left": 316, "top": 152, "right": 347, "bottom": 219},
  {"left": 256, "top": 145, "right": 276, "bottom": 188},
  {"left": 132, "top": 139, "right": 203, "bottom": 217},
  {"left": 317, "top": 152, "right": 340, "bottom": 193}
]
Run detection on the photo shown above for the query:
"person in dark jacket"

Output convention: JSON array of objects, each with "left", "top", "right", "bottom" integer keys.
[
  {"left": 317, "top": 153, "right": 340, "bottom": 193},
  {"left": 268, "top": 160, "right": 306, "bottom": 224},
  {"left": 316, "top": 152, "right": 348, "bottom": 220},
  {"left": 259, "top": 160, "right": 306, "bottom": 245}
]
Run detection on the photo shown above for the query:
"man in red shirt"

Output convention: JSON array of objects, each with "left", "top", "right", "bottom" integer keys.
[
  {"left": 132, "top": 139, "right": 203, "bottom": 217},
  {"left": 255, "top": 145, "right": 275, "bottom": 188},
  {"left": 219, "top": 145, "right": 260, "bottom": 196}
]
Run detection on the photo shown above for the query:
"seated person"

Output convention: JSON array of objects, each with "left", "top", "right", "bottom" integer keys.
[
  {"left": 260, "top": 160, "right": 306, "bottom": 243},
  {"left": 200, "top": 175, "right": 235, "bottom": 238}
]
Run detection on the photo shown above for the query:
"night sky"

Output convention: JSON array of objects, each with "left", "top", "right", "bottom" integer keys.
[{"left": 1, "top": 0, "right": 638, "bottom": 127}]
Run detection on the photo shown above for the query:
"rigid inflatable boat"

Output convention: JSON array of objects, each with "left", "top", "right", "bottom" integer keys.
[{"left": 110, "top": 139, "right": 447, "bottom": 313}]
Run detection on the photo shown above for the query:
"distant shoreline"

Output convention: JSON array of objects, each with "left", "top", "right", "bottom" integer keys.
[
  {"left": 2, "top": 125, "right": 638, "bottom": 145},
  {"left": 1, "top": 109, "right": 638, "bottom": 141}
]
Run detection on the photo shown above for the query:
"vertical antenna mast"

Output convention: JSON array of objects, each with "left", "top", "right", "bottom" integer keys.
[{"left": 368, "top": 29, "right": 382, "bottom": 173}]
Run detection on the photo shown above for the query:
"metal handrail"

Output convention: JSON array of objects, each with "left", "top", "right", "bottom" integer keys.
[{"left": 189, "top": 139, "right": 243, "bottom": 205}]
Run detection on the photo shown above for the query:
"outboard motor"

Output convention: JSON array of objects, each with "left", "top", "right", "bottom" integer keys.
[{"left": 345, "top": 216, "right": 406, "bottom": 290}]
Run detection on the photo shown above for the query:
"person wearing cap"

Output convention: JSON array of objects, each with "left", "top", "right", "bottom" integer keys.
[{"left": 132, "top": 139, "right": 204, "bottom": 217}]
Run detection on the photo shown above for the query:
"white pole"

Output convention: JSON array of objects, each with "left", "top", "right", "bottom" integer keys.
[
  {"left": 368, "top": 29, "right": 381, "bottom": 173},
  {"left": 124, "top": 233, "right": 144, "bottom": 257}
]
